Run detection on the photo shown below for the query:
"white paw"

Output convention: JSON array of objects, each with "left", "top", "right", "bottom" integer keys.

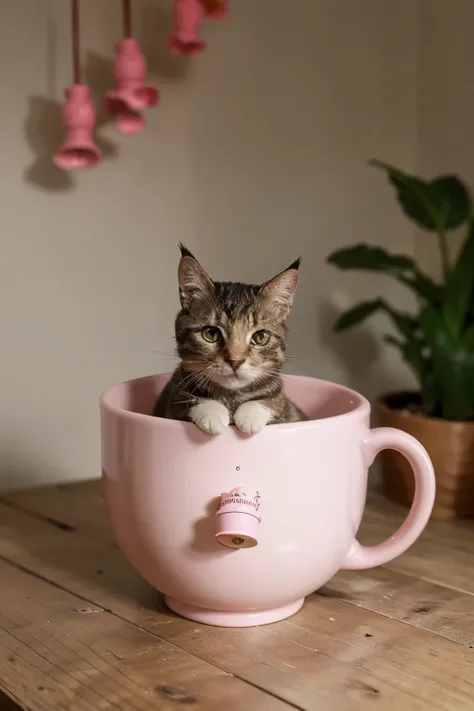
[
  {"left": 190, "top": 400, "right": 230, "bottom": 435},
  {"left": 234, "top": 401, "right": 272, "bottom": 434}
]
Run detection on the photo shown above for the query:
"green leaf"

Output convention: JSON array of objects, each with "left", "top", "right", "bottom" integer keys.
[
  {"left": 461, "top": 322, "right": 474, "bottom": 350},
  {"left": 327, "top": 243, "right": 442, "bottom": 305},
  {"left": 334, "top": 298, "right": 418, "bottom": 338},
  {"left": 370, "top": 160, "right": 471, "bottom": 232},
  {"left": 327, "top": 243, "right": 413, "bottom": 271},
  {"left": 371, "top": 160, "right": 437, "bottom": 230},
  {"left": 430, "top": 177, "right": 472, "bottom": 230},
  {"left": 334, "top": 299, "right": 384, "bottom": 331},
  {"left": 382, "top": 305, "right": 419, "bottom": 340},
  {"left": 421, "top": 307, "right": 474, "bottom": 421},
  {"left": 334, "top": 293, "right": 444, "bottom": 416},
  {"left": 443, "top": 220, "right": 474, "bottom": 339},
  {"left": 410, "top": 271, "right": 444, "bottom": 306},
  {"left": 383, "top": 333, "right": 439, "bottom": 416}
]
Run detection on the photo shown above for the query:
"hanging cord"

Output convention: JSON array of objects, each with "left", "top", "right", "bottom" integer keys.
[
  {"left": 71, "top": 0, "right": 81, "bottom": 84},
  {"left": 122, "top": 0, "right": 132, "bottom": 38}
]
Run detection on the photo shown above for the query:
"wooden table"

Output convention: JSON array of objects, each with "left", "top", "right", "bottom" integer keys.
[{"left": 0, "top": 481, "right": 473, "bottom": 710}]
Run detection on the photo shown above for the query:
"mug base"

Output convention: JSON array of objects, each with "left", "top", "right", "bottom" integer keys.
[{"left": 164, "top": 596, "right": 305, "bottom": 628}]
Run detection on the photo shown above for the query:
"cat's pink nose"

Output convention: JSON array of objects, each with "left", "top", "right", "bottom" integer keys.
[{"left": 228, "top": 358, "right": 245, "bottom": 371}]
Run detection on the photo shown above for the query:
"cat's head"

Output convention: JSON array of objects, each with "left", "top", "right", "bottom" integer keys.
[{"left": 174, "top": 245, "right": 300, "bottom": 391}]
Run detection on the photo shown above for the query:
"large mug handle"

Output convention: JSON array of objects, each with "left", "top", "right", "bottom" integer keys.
[{"left": 343, "top": 427, "right": 436, "bottom": 570}]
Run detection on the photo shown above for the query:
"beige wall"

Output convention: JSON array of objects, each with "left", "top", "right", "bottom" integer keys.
[
  {"left": 415, "top": 0, "right": 474, "bottom": 275},
  {"left": 0, "top": 0, "right": 418, "bottom": 490}
]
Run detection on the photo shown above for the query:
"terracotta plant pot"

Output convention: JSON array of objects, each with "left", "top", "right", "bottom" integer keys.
[{"left": 376, "top": 391, "right": 474, "bottom": 520}]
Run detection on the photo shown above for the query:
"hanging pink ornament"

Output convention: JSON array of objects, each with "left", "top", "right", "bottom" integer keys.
[
  {"left": 105, "top": 38, "right": 159, "bottom": 114},
  {"left": 115, "top": 106, "right": 146, "bottom": 135},
  {"left": 54, "top": 84, "right": 101, "bottom": 170},
  {"left": 54, "top": 0, "right": 100, "bottom": 170},
  {"left": 105, "top": 1, "right": 159, "bottom": 135},
  {"left": 168, "top": 0, "right": 206, "bottom": 56}
]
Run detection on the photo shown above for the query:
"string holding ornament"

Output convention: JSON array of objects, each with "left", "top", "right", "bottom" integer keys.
[
  {"left": 54, "top": 0, "right": 101, "bottom": 170},
  {"left": 104, "top": 0, "right": 159, "bottom": 135}
]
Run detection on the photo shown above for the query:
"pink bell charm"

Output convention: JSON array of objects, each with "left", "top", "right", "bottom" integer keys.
[
  {"left": 215, "top": 487, "right": 262, "bottom": 549},
  {"left": 115, "top": 106, "right": 146, "bottom": 136},
  {"left": 105, "top": 38, "right": 159, "bottom": 118},
  {"left": 54, "top": 1, "right": 100, "bottom": 170},
  {"left": 105, "top": 1, "right": 159, "bottom": 134},
  {"left": 54, "top": 84, "right": 101, "bottom": 170},
  {"left": 168, "top": 0, "right": 206, "bottom": 56}
]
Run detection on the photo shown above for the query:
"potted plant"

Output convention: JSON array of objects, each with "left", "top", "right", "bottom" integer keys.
[{"left": 327, "top": 160, "right": 474, "bottom": 519}]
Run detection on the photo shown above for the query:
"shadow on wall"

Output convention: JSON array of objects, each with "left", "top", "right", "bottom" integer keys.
[
  {"left": 23, "top": 96, "right": 73, "bottom": 192},
  {"left": 0, "top": 441, "right": 67, "bottom": 493},
  {"left": 23, "top": 0, "right": 191, "bottom": 193}
]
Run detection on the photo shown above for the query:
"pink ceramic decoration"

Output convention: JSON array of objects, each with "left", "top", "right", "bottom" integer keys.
[
  {"left": 105, "top": 38, "right": 159, "bottom": 118},
  {"left": 105, "top": 1, "right": 159, "bottom": 135},
  {"left": 55, "top": 0, "right": 100, "bottom": 170},
  {"left": 54, "top": 84, "right": 101, "bottom": 170},
  {"left": 216, "top": 487, "right": 262, "bottom": 549},
  {"left": 101, "top": 373, "right": 436, "bottom": 628},
  {"left": 168, "top": 0, "right": 206, "bottom": 56},
  {"left": 114, "top": 106, "right": 146, "bottom": 135}
]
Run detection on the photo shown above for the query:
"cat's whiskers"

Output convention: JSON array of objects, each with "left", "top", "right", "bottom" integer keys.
[
  {"left": 197, "top": 363, "right": 221, "bottom": 396},
  {"left": 252, "top": 368, "right": 282, "bottom": 391},
  {"left": 173, "top": 360, "right": 218, "bottom": 402},
  {"left": 171, "top": 369, "right": 205, "bottom": 400}
]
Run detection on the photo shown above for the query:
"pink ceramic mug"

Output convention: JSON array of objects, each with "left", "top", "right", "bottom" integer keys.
[{"left": 101, "top": 373, "right": 435, "bottom": 628}]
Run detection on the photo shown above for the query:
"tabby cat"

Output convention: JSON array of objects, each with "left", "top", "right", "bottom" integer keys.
[{"left": 152, "top": 245, "right": 307, "bottom": 434}]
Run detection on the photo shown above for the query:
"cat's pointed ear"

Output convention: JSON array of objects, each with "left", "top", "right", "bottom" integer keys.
[
  {"left": 259, "top": 258, "right": 301, "bottom": 319},
  {"left": 178, "top": 244, "right": 215, "bottom": 309}
]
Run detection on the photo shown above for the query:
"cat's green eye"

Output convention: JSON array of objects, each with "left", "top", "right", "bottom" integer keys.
[
  {"left": 251, "top": 329, "right": 270, "bottom": 346},
  {"left": 201, "top": 326, "right": 222, "bottom": 343}
]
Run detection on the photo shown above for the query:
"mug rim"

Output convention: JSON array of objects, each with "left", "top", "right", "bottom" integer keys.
[{"left": 100, "top": 372, "right": 371, "bottom": 430}]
